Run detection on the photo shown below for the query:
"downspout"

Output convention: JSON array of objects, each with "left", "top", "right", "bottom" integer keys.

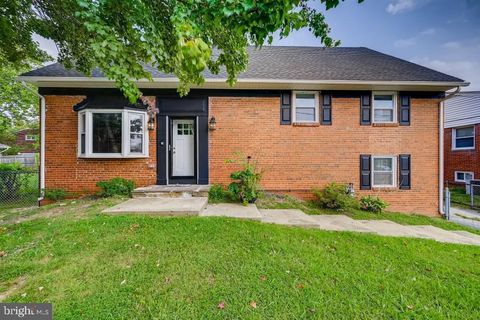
[
  {"left": 438, "top": 86, "right": 461, "bottom": 215},
  {"left": 20, "top": 82, "right": 46, "bottom": 202}
]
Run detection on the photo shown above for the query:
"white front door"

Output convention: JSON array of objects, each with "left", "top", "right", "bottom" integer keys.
[{"left": 172, "top": 119, "right": 195, "bottom": 177}]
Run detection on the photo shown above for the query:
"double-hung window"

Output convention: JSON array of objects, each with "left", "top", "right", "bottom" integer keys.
[
  {"left": 372, "top": 92, "right": 397, "bottom": 123},
  {"left": 453, "top": 126, "right": 475, "bottom": 150},
  {"left": 78, "top": 109, "right": 148, "bottom": 158},
  {"left": 372, "top": 156, "right": 396, "bottom": 187},
  {"left": 293, "top": 91, "right": 319, "bottom": 123}
]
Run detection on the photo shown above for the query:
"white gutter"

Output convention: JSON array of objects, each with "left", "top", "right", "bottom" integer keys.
[
  {"left": 438, "top": 86, "right": 462, "bottom": 215},
  {"left": 16, "top": 75, "right": 469, "bottom": 89},
  {"left": 20, "top": 82, "right": 46, "bottom": 202}
]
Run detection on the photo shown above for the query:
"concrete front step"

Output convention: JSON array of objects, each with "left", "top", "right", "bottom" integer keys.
[
  {"left": 133, "top": 185, "right": 210, "bottom": 198},
  {"left": 102, "top": 197, "right": 208, "bottom": 216}
]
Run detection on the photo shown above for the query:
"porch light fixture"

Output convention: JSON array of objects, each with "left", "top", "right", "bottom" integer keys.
[
  {"left": 148, "top": 115, "right": 155, "bottom": 130},
  {"left": 209, "top": 116, "right": 217, "bottom": 131}
]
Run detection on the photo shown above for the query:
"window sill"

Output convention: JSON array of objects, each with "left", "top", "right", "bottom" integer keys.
[
  {"left": 78, "top": 155, "right": 149, "bottom": 159},
  {"left": 372, "top": 123, "right": 399, "bottom": 127},
  {"left": 452, "top": 148, "right": 475, "bottom": 151},
  {"left": 371, "top": 186, "right": 397, "bottom": 191},
  {"left": 293, "top": 122, "right": 320, "bottom": 127}
]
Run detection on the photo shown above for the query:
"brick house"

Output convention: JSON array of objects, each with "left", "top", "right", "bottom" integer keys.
[
  {"left": 15, "top": 128, "right": 39, "bottom": 153},
  {"left": 19, "top": 47, "right": 468, "bottom": 215},
  {"left": 444, "top": 91, "right": 480, "bottom": 187}
]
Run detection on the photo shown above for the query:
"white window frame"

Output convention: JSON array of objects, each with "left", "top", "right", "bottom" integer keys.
[
  {"left": 372, "top": 91, "right": 397, "bottom": 124},
  {"left": 452, "top": 126, "right": 475, "bottom": 150},
  {"left": 25, "top": 135, "right": 36, "bottom": 141},
  {"left": 77, "top": 109, "right": 149, "bottom": 158},
  {"left": 454, "top": 171, "right": 474, "bottom": 183},
  {"left": 292, "top": 91, "right": 319, "bottom": 123},
  {"left": 371, "top": 155, "right": 397, "bottom": 188}
]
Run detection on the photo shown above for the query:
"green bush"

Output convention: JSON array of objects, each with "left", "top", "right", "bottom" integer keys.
[
  {"left": 208, "top": 184, "right": 229, "bottom": 203},
  {"left": 96, "top": 177, "right": 135, "bottom": 197},
  {"left": 312, "top": 183, "right": 358, "bottom": 210},
  {"left": 226, "top": 155, "right": 262, "bottom": 205},
  {"left": 359, "top": 195, "right": 388, "bottom": 213},
  {"left": 44, "top": 188, "right": 67, "bottom": 201}
]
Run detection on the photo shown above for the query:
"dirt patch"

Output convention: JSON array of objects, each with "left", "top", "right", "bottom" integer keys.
[{"left": 0, "top": 276, "right": 27, "bottom": 302}]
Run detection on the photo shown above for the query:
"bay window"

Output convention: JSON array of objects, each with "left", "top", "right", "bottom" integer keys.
[{"left": 78, "top": 109, "right": 148, "bottom": 158}]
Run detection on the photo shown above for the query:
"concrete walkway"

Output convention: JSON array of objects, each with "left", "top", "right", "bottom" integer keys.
[
  {"left": 103, "top": 199, "right": 480, "bottom": 246},
  {"left": 450, "top": 207, "right": 480, "bottom": 230}
]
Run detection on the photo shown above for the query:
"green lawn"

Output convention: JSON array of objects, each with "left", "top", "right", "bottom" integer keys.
[{"left": 0, "top": 198, "right": 479, "bottom": 319}]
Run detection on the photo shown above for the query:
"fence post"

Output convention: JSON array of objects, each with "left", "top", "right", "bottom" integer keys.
[{"left": 444, "top": 187, "right": 450, "bottom": 220}]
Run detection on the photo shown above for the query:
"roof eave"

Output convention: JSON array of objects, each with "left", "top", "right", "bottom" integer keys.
[{"left": 17, "top": 76, "right": 469, "bottom": 92}]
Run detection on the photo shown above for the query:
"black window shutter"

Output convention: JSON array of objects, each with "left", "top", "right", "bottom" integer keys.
[
  {"left": 321, "top": 94, "right": 332, "bottom": 125},
  {"left": 280, "top": 92, "right": 291, "bottom": 125},
  {"left": 399, "top": 154, "right": 411, "bottom": 189},
  {"left": 360, "top": 94, "right": 371, "bottom": 125},
  {"left": 360, "top": 154, "right": 371, "bottom": 190},
  {"left": 399, "top": 95, "right": 410, "bottom": 126}
]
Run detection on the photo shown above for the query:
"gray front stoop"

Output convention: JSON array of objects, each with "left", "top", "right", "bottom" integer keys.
[
  {"left": 133, "top": 185, "right": 210, "bottom": 198},
  {"left": 102, "top": 197, "right": 208, "bottom": 216}
]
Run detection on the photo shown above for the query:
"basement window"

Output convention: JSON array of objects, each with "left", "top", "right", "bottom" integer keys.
[
  {"left": 78, "top": 109, "right": 148, "bottom": 158},
  {"left": 455, "top": 171, "right": 474, "bottom": 183}
]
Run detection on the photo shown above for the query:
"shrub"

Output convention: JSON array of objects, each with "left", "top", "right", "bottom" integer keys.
[
  {"left": 208, "top": 184, "right": 229, "bottom": 203},
  {"left": 96, "top": 177, "right": 135, "bottom": 197},
  {"left": 226, "top": 155, "right": 262, "bottom": 205},
  {"left": 360, "top": 195, "right": 388, "bottom": 213},
  {"left": 44, "top": 188, "right": 67, "bottom": 201},
  {"left": 312, "top": 183, "right": 358, "bottom": 210}
]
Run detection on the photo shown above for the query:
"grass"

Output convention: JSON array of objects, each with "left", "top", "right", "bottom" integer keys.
[
  {"left": 0, "top": 199, "right": 480, "bottom": 319},
  {"left": 450, "top": 187, "right": 480, "bottom": 211},
  {"left": 257, "top": 194, "right": 480, "bottom": 235}
]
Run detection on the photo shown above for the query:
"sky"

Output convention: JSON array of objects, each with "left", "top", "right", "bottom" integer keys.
[
  {"left": 36, "top": 0, "right": 480, "bottom": 90},
  {"left": 273, "top": 0, "right": 480, "bottom": 90}
]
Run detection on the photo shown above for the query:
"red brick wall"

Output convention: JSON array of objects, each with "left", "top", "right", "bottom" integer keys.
[
  {"left": 444, "top": 124, "right": 480, "bottom": 187},
  {"left": 209, "top": 96, "right": 440, "bottom": 216},
  {"left": 44, "top": 96, "right": 157, "bottom": 194}
]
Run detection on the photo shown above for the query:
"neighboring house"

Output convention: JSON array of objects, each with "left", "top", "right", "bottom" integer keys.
[
  {"left": 444, "top": 91, "right": 480, "bottom": 186},
  {"left": 15, "top": 128, "right": 39, "bottom": 153},
  {"left": 19, "top": 46, "right": 468, "bottom": 215}
]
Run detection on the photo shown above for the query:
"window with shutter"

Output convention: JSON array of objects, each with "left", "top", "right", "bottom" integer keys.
[
  {"left": 399, "top": 95, "right": 410, "bottom": 125},
  {"left": 399, "top": 154, "right": 411, "bottom": 189},
  {"left": 360, "top": 94, "right": 371, "bottom": 125},
  {"left": 321, "top": 94, "right": 332, "bottom": 125},
  {"left": 280, "top": 92, "right": 291, "bottom": 125},
  {"left": 360, "top": 155, "right": 371, "bottom": 190}
]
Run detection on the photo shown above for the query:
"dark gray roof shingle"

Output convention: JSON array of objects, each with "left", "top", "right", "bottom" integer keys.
[{"left": 21, "top": 46, "right": 464, "bottom": 83}]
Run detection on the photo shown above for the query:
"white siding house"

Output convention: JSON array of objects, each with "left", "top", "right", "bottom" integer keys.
[{"left": 445, "top": 91, "right": 480, "bottom": 128}]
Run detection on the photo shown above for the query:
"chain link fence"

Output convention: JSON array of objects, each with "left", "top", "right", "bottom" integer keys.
[
  {"left": 470, "top": 180, "right": 480, "bottom": 210},
  {"left": 0, "top": 170, "right": 39, "bottom": 209}
]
